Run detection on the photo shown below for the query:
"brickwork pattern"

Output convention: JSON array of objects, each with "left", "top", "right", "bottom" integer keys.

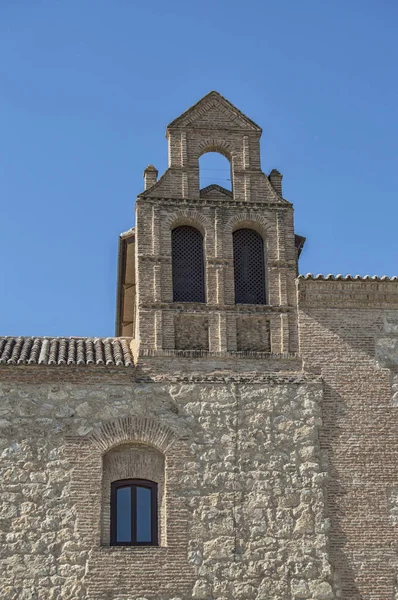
[
  {"left": 298, "top": 278, "right": 398, "bottom": 600},
  {"left": 133, "top": 92, "right": 298, "bottom": 358}
]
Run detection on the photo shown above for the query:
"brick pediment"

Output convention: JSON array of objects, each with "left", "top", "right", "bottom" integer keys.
[
  {"left": 199, "top": 184, "right": 233, "bottom": 199},
  {"left": 167, "top": 91, "right": 261, "bottom": 132}
]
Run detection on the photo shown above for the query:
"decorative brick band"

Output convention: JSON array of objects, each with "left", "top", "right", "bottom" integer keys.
[
  {"left": 140, "top": 196, "right": 289, "bottom": 209},
  {"left": 136, "top": 373, "right": 319, "bottom": 385},
  {"left": 139, "top": 348, "right": 298, "bottom": 360},
  {"left": 87, "top": 416, "right": 179, "bottom": 454}
]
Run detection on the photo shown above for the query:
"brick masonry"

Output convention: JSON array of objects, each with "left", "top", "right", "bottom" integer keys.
[
  {"left": 297, "top": 278, "right": 398, "bottom": 600},
  {"left": 131, "top": 92, "right": 298, "bottom": 358}
]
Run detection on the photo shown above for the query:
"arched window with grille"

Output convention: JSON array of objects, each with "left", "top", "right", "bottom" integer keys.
[
  {"left": 172, "top": 226, "right": 205, "bottom": 302},
  {"left": 233, "top": 228, "right": 266, "bottom": 304}
]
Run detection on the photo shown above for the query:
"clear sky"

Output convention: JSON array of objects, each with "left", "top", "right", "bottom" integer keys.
[{"left": 1, "top": 0, "right": 397, "bottom": 337}]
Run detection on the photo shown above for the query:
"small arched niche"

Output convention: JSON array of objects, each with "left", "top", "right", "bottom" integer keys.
[
  {"left": 199, "top": 151, "right": 232, "bottom": 191},
  {"left": 101, "top": 442, "right": 166, "bottom": 546}
]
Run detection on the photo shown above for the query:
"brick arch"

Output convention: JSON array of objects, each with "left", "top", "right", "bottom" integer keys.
[
  {"left": 197, "top": 138, "right": 235, "bottom": 162},
  {"left": 87, "top": 416, "right": 179, "bottom": 454},
  {"left": 225, "top": 212, "right": 272, "bottom": 240},
  {"left": 165, "top": 209, "right": 211, "bottom": 238}
]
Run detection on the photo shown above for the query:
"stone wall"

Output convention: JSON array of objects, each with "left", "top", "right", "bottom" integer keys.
[{"left": 0, "top": 365, "right": 335, "bottom": 600}]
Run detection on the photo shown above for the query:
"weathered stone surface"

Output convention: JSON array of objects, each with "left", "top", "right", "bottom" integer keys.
[{"left": 0, "top": 374, "right": 334, "bottom": 599}]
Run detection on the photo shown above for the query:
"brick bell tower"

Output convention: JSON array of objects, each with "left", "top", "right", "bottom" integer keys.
[{"left": 116, "top": 91, "right": 303, "bottom": 359}]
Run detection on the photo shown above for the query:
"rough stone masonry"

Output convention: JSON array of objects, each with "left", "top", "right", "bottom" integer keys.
[{"left": 1, "top": 92, "right": 398, "bottom": 600}]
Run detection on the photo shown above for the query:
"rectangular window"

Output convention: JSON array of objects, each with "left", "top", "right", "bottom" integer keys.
[{"left": 111, "top": 479, "right": 158, "bottom": 546}]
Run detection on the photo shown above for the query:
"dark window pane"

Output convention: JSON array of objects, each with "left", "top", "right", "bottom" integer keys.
[
  {"left": 136, "top": 486, "right": 152, "bottom": 543},
  {"left": 116, "top": 486, "right": 131, "bottom": 543},
  {"left": 233, "top": 229, "right": 266, "bottom": 304},
  {"left": 172, "top": 226, "right": 205, "bottom": 302}
]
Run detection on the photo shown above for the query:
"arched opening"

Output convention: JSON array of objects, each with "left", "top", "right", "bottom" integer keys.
[
  {"left": 101, "top": 443, "right": 165, "bottom": 546},
  {"left": 199, "top": 152, "right": 232, "bottom": 191},
  {"left": 172, "top": 226, "right": 205, "bottom": 302},
  {"left": 233, "top": 228, "right": 267, "bottom": 304}
]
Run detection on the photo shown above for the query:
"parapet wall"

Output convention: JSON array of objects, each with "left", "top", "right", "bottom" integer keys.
[{"left": 297, "top": 274, "right": 398, "bottom": 309}]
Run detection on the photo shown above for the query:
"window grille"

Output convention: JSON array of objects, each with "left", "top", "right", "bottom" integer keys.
[
  {"left": 233, "top": 229, "right": 266, "bottom": 304},
  {"left": 172, "top": 226, "right": 205, "bottom": 302},
  {"left": 110, "top": 479, "right": 158, "bottom": 546}
]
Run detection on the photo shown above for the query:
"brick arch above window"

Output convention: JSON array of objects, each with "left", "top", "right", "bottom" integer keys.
[
  {"left": 225, "top": 212, "right": 272, "bottom": 238},
  {"left": 102, "top": 443, "right": 165, "bottom": 546},
  {"left": 87, "top": 416, "right": 179, "bottom": 455},
  {"left": 197, "top": 140, "right": 234, "bottom": 162},
  {"left": 164, "top": 209, "right": 210, "bottom": 237}
]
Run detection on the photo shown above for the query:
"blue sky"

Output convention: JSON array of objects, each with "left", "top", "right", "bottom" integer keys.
[{"left": 1, "top": 0, "right": 397, "bottom": 337}]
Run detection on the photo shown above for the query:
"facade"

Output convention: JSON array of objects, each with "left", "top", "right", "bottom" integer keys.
[{"left": 1, "top": 91, "right": 398, "bottom": 600}]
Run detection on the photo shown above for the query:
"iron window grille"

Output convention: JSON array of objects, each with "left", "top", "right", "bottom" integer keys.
[
  {"left": 233, "top": 228, "right": 266, "bottom": 304},
  {"left": 172, "top": 226, "right": 205, "bottom": 302},
  {"left": 110, "top": 479, "right": 158, "bottom": 546}
]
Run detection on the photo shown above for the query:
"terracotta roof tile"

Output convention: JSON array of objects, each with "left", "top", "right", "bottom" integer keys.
[
  {"left": 0, "top": 337, "right": 134, "bottom": 367},
  {"left": 298, "top": 274, "right": 398, "bottom": 281}
]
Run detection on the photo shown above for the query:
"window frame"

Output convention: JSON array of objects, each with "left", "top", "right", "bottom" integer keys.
[{"left": 110, "top": 479, "right": 158, "bottom": 547}]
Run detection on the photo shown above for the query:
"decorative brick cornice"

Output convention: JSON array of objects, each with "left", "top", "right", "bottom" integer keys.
[
  {"left": 135, "top": 373, "right": 320, "bottom": 385},
  {"left": 138, "top": 348, "right": 298, "bottom": 360},
  {"left": 139, "top": 302, "right": 294, "bottom": 314},
  {"left": 136, "top": 196, "right": 291, "bottom": 209}
]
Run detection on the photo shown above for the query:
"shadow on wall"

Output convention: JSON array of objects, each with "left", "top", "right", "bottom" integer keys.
[
  {"left": 320, "top": 377, "right": 398, "bottom": 599},
  {"left": 320, "top": 383, "right": 362, "bottom": 600},
  {"left": 299, "top": 307, "right": 384, "bottom": 363}
]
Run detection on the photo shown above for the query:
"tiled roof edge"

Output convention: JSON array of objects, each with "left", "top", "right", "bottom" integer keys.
[
  {"left": 0, "top": 337, "right": 134, "bottom": 367},
  {"left": 298, "top": 274, "right": 398, "bottom": 281}
]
